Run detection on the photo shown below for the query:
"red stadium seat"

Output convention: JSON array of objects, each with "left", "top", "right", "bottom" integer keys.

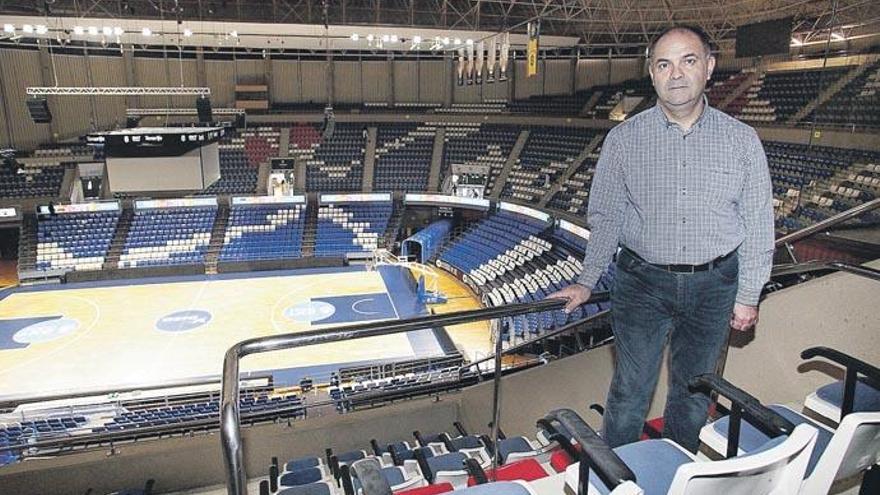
[
  {"left": 395, "top": 482, "right": 454, "bottom": 495},
  {"left": 465, "top": 458, "right": 549, "bottom": 486}
]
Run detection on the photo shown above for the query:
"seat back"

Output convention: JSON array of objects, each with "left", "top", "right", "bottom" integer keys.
[
  {"left": 800, "top": 411, "right": 880, "bottom": 495},
  {"left": 668, "top": 423, "right": 817, "bottom": 495}
]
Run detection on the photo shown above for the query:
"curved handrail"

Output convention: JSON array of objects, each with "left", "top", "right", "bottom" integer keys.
[
  {"left": 220, "top": 297, "right": 579, "bottom": 495},
  {"left": 775, "top": 198, "right": 880, "bottom": 248},
  {"left": 771, "top": 260, "right": 880, "bottom": 282}
]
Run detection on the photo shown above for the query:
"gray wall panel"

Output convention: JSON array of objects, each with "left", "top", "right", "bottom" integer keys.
[
  {"left": 51, "top": 55, "right": 92, "bottom": 140},
  {"left": 333, "top": 61, "right": 362, "bottom": 103},
  {"left": 87, "top": 56, "right": 127, "bottom": 131},
  {"left": 271, "top": 60, "right": 299, "bottom": 103},
  {"left": 0, "top": 49, "right": 51, "bottom": 149},
  {"left": 300, "top": 61, "right": 328, "bottom": 103},
  {"left": 418, "top": 60, "right": 445, "bottom": 104},
  {"left": 393, "top": 60, "right": 418, "bottom": 103},
  {"left": 205, "top": 60, "right": 235, "bottom": 107},
  {"left": 544, "top": 59, "right": 571, "bottom": 95},
  {"left": 361, "top": 62, "right": 388, "bottom": 103}
]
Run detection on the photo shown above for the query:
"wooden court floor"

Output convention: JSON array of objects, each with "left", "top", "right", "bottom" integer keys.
[{"left": 0, "top": 267, "right": 491, "bottom": 399}]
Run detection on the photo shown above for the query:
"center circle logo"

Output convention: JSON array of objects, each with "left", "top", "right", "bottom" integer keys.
[
  {"left": 156, "top": 310, "right": 212, "bottom": 332},
  {"left": 14, "top": 318, "right": 79, "bottom": 344},
  {"left": 284, "top": 301, "right": 336, "bottom": 323}
]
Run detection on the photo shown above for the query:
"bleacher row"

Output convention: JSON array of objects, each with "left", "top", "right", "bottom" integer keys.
[
  {"left": 437, "top": 211, "right": 610, "bottom": 345},
  {"left": 254, "top": 349, "right": 879, "bottom": 495}
]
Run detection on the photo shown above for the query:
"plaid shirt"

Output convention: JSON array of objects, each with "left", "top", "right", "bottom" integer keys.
[{"left": 577, "top": 102, "right": 775, "bottom": 306}]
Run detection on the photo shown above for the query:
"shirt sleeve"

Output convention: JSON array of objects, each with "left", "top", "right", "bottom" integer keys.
[
  {"left": 735, "top": 129, "right": 775, "bottom": 306},
  {"left": 577, "top": 131, "right": 625, "bottom": 289}
]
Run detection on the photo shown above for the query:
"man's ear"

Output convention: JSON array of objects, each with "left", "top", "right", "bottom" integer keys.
[{"left": 706, "top": 55, "right": 716, "bottom": 81}]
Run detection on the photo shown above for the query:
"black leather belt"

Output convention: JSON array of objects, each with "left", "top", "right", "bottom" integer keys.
[{"left": 622, "top": 246, "right": 734, "bottom": 274}]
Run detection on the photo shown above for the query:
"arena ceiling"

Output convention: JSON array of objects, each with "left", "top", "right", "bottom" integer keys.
[{"left": 0, "top": 0, "right": 878, "bottom": 54}]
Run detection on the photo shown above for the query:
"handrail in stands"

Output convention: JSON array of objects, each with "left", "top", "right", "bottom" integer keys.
[
  {"left": 774, "top": 198, "right": 880, "bottom": 251},
  {"left": 771, "top": 260, "right": 880, "bottom": 282},
  {"left": 220, "top": 297, "right": 584, "bottom": 495}
]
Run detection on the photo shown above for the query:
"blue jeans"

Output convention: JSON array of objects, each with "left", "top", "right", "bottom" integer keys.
[{"left": 602, "top": 247, "right": 738, "bottom": 452}]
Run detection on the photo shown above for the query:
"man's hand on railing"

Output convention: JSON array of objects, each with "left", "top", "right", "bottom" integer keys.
[{"left": 546, "top": 284, "right": 592, "bottom": 314}]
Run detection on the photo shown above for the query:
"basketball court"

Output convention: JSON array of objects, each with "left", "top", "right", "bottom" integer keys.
[{"left": 0, "top": 265, "right": 488, "bottom": 400}]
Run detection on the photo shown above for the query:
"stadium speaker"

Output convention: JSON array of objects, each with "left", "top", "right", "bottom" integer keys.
[
  {"left": 196, "top": 96, "right": 213, "bottom": 123},
  {"left": 26, "top": 97, "right": 52, "bottom": 124}
]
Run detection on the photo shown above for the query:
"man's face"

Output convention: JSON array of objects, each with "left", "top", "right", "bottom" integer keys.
[{"left": 649, "top": 30, "right": 716, "bottom": 111}]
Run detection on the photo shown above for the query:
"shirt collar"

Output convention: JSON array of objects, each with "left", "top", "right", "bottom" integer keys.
[{"left": 654, "top": 94, "right": 711, "bottom": 132}]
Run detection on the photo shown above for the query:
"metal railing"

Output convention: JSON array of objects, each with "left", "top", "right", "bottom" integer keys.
[
  {"left": 775, "top": 198, "right": 880, "bottom": 254},
  {"left": 220, "top": 297, "right": 583, "bottom": 495}
]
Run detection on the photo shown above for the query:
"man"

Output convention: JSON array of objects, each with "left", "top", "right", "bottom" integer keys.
[{"left": 548, "top": 26, "right": 774, "bottom": 452}]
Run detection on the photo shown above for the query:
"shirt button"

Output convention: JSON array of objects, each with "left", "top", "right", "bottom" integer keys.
[{"left": 682, "top": 218, "right": 687, "bottom": 224}]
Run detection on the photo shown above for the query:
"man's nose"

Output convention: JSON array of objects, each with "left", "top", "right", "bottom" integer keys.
[{"left": 671, "top": 65, "right": 684, "bottom": 79}]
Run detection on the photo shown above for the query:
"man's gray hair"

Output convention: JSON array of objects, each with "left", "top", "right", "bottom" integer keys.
[{"left": 647, "top": 25, "right": 713, "bottom": 60}]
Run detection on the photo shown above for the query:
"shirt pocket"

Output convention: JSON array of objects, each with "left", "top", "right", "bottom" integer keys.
[{"left": 705, "top": 165, "right": 745, "bottom": 209}]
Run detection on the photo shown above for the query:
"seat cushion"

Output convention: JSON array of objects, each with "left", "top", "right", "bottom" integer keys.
[
  {"left": 816, "top": 379, "right": 880, "bottom": 413},
  {"left": 279, "top": 467, "right": 323, "bottom": 487},
  {"left": 452, "top": 435, "right": 484, "bottom": 451},
  {"left": 468, "top": 458, "right": 548, "bottom": 486},
  {"left": 455, "top": 481, "right": 533, "bottom": 494},
  {"left": 709, "top": 404, "right": 832, "bottom": 476},
  {"left": 284, "top": 456, "right": 320, "bottom": 472},
  {"left": 277, "top": 483, "right": 331, "bottom": 495},
  {"left": 590, "top": 440, "right": 694, "bottom": 495},
  {"left": 427, "top": 451, "right": 469, "bottom": 473},
  {"left": 396, "top": 483, "right": 454, "bottom": 495},
  {"left": 498, "top": 437, "right": 534, "bottom": 463}
]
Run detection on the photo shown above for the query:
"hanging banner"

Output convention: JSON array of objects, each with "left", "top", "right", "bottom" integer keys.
[
  {"left": 527, "top": 21, "right": 540, "bottom": 78},
  {"left": 457, "top": 47, "right": 466, "bottom": 86},
  {"left": 499, "top": 32, "right": 510, "bottom": 82},
  {"left": 466, "top": 42, "right": 475, "bottom": 85},
  {"left": 486, "top": 36, "right": 497, "bottom": 83},
  {"left": 475, "top": 41, "right": 485, "bottom": 85}
]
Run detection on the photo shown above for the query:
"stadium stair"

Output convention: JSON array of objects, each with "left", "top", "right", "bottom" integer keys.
[
  {"left": 427, "top": 126, "right": 446, "bottom": 192},
  {"left": 789, "top": 63, "right": 873, "bottom": 124},
  {"left": 362, "top": 126, "right": 378, "bottom": 192},
  {"left": 538, "top": 132, "right": 604, "bottom": 208},
  {"left": 302, "top": 194, "right": 319, "bottom": 257},
  {"left": 103, "top": 207, "right": 134, "bottom": 270},
  {"left": 205, "top": 203, "right": 231, "bottom": 274},
  {"left": 15, "top": 213, "right": 38, "bottom": 274},
  {"left": 488, "top": 130, "right": 530, "bottom": 199}
]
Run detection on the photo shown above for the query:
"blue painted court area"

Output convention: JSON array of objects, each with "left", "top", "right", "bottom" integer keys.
[
  {"left": 0, "top": 316, "right": 77, "bottom": 350},
  {"left": 0, "top": 265, "right": 455, "bottom": 391}
]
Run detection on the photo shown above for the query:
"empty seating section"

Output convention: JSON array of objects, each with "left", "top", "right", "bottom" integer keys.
[
  {"left": 501, "top": 127, "right": 595, "bottom": 204},
  {"left": 435, "top": 101, "right": 507, "bottom": 114},
  {"left": 810, "top": 59, "right": 880, "bottom": 128},
  {"left": 315, "top": 202, "right": 392, "bottom": 257},
  {"left": 292, "top": 124, "right": 367, "bottom": 192},
  {"left": 374, "top": 124, "right": 437, "bottom": 192},
  {"left": 201, "top": 131, "right": 260, "bottom": 194},
  {"left": 441, "top": 124, "right": 519, "bottom": 193},
  {"left": 0, "top": 164, "right": 66, "bottom": 198},
  {"left": 118, "top": 206, "right": 217, "bottom": 268},
  {"left": 706, "top": 69, "right": 747, "bottom": 108},
  {"left": 95, "top": 393, "right": 304, "bottom": 433},
  {"left": 737, "top": 67, "right": 850, "bottom": 123},
  {"left": 545, "top": 156, "right": 599, "bottom": 216},
  {"left": 220, "top": 204, "right": 306, "bottom": 261},
  {"left": 507, "top": 91, "right": 593, "bottom": 115},
  {"left": 437, "top": 211, "right": 609, "bottom": 343},
  {"left": 764, "top": 141, "right": 880, "bottom": 230},
  {"left": 35, "top": 211, "right": 120, "bottom": 271},
  {"left": 586, "top": 77, "right": 654, "bottom": 119},
  {"left": 244, "top": 127, "right": 281, "bottom": 165}
]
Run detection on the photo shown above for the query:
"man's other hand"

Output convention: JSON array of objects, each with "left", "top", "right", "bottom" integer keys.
[
  {"left": 546, "top": 284, "right": 592, "bottom": 314},
  {"left": 729, "top": 303, "right": 759, "bottom": 332}
]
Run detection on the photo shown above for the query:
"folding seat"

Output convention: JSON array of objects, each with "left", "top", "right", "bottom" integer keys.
[
  {"left": 700, "top": 348, "right": 879, "bottom": 495},
  {"left": 549, "top": 377, "right": 817, "bottom": 495}
]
